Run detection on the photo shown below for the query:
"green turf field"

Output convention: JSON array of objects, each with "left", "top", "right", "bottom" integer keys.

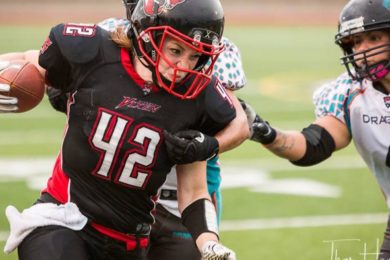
[{"left": 0, "top": 25, "right": 387, "bottom": 259}]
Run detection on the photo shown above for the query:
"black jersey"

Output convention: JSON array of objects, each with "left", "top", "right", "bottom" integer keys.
[{"left": 39, "top": 23, "right": 235, "bottom": 233}]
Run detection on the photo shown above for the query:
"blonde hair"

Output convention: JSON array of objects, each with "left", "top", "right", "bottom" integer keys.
[{"left": 111, "top": 26, "right": 132, "bottom": 49}]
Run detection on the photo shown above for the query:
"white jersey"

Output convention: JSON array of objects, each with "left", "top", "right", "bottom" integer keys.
[
  {"left": 98, "top": 18, "right": 247, "bottom": 217},
  {"left": 157, "top": 167, "right": 180, "bottom": 217},
  {"left": 314, "top": 72, "right": 390, "bottom": 208}
]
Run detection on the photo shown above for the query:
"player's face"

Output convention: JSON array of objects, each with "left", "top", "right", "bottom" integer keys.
[
  {"left": 158, "top": 37, "right": 201, "bottom": 83},
  {"left": 352, "top": 31, "right": 390, "bottom": 67}
]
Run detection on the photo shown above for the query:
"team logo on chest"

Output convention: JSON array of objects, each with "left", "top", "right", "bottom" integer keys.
[
  {"left": 115, "top": 96, "right": 161, "bottom": 113},
  {"left": 384, "top": 96, "right": 390, "bottom": 109}
]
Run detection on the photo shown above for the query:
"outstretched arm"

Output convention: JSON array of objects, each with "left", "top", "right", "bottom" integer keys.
[
  {"left": 264, "top": 116, "right": 350, "bottom": 161},
  {"left": 244, "top": 100, "right": 352, "bottom": 165}
]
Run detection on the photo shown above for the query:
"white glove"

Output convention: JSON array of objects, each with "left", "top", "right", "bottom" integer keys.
[
  {"left": 201, "top": 240, "right": 236, "bottom": 260},
  {"left": 0, "top": 61, "right": 18, "bottom": 113}
]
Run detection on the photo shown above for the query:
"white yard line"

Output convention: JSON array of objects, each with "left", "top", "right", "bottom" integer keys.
[
  {"left": 225, "top": 154, "right": 366, "bottom": 172},
  {"left": 220, "top": 213, "right": 388, "bottom": 232}
]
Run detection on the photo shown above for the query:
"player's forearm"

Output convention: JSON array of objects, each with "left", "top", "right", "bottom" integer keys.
[
  {"left": 0, "top": 50, "right": 45, "bottom": 77},
  {"left": 0, "top": 52, "right": 26, "bottom": 61},
  {"left": 215, "top": 91, "right": 249, "bottom": 153},
  {"left": 176, "top": 162, "right": 218, "bottom": 250},
  {"left": 265, "top": 122, "right": 343, "bottom": 166},
  {"left": 0, "top": 50, "right": 37, "bottom": 63},
  {"left": 176, "top": 161, "right": 209, "bottom": 213},
  {"left": 264, "top": 130, "right": 306, "bottom": 161}
]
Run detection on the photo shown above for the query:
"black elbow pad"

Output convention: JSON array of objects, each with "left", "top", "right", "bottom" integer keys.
[{"left": 291, "top": 124, "right": 336, "bottom": 166}]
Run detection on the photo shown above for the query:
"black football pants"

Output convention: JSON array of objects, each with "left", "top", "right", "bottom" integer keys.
[
  {"left": 18, "top": 224, "right": 148, "bottom": 260},
  {"left": 147, "top": 204, "right": 201, "bottom": 260}
]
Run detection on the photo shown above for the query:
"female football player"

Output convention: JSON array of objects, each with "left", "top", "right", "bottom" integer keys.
[
  {"left": 246, "top": 0, "right": 390, "bottom": 257},
  {"left": 1, "top": 0, "right": 239, "bottom": 259},
  {"left": 1, "top": 1, "right": 249, "bottom": 259},
  {"left": 86, "top": 13, "right": 248, "bottom": 260}
]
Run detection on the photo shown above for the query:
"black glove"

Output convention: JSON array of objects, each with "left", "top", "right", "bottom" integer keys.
[
  {"left": 46, "top": 86, "right": 69, "bottom": 114},
  {"left": 164, "top": 130, "right": 219, "bottom": 164},
  {"left": 251, "top": 116, "right": 277, "bottom": 144},
  {"left": 239, "top": 98, "right": 276, "bottom": 144}
]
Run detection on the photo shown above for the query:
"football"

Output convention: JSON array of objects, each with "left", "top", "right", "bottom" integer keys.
[{"left": 0, "top": 60, "right": 45, "bottom": 113}]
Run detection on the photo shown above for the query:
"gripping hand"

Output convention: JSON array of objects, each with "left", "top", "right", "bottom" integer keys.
[
  {"left": 201, "top": 241, "right": 236, "bottom": 260},
  {"left": 239, "top": 98, "right": 276, "bottom": 144},
  {"left": 164, "top": 130, "right": 219, "bottom": 164},
  {"left": 0, "top": 61, "right": 18, "bottom": 112}
]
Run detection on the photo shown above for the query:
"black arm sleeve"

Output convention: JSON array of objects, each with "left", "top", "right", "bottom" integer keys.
[
  {"left": 290, "top": 124, "right": 336, "bottom": 166},
  {"left": 181, "top": 199, "right": 219, "bottom": 242}
]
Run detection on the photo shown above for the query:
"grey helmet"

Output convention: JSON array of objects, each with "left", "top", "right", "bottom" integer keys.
[{"left": 335, "top": 0, "right": 390, "bottom": 81}]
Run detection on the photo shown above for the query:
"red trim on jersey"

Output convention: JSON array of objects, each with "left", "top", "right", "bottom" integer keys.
[
  {"left": 91, "top": 222, "right": 149, "bottom": 250},
  {"left": 120, "top": 48, "right": 160, "bottom": 94},
  {"left": 42, "top": 154, "right": 69, "bottom": 204}
]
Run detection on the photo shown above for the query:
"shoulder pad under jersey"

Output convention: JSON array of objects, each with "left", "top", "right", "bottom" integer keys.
[
  {"left": 313, "top": 72, "right": 360, "bottom": 122},
  {"left": 98, "top": 18, "right": 130, "bottom": 32},
  {"left": 51, "top": 23, "right": 102, "bottom": 64},
  {"left": 211, "top": 37, "right": 247, "bottom": 91}
]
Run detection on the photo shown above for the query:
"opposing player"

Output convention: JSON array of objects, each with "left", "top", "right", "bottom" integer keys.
[
  {"left": 245, "top": 0, "right": 390, "bottom": 257},
  {"left": 2, "top": 0, "right": 238, "bottom": 259}
]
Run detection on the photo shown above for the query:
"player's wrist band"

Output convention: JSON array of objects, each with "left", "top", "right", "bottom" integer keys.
[{"left": 182, "top": 198, "right": 219, "bottom": 241}]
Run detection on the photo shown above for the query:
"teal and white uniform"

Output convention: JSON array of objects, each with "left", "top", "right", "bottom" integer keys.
[{"left": 314, "top": 72, "right": 390, "bottom": 207}]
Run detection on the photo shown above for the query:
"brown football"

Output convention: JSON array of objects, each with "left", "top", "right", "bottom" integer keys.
[{"left": 0, "top": 60, "right": 45, "bottom": 113}]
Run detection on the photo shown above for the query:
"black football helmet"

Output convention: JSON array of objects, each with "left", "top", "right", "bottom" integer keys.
[
  {"left": 122, "top": 0, "right": 138, "bottom": 20},
  {"left": 129, "top": 0, "right": 225, "bottom": 99},
  {"left": 335, "top": 0, "right": 390, "bottom": 82}
]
